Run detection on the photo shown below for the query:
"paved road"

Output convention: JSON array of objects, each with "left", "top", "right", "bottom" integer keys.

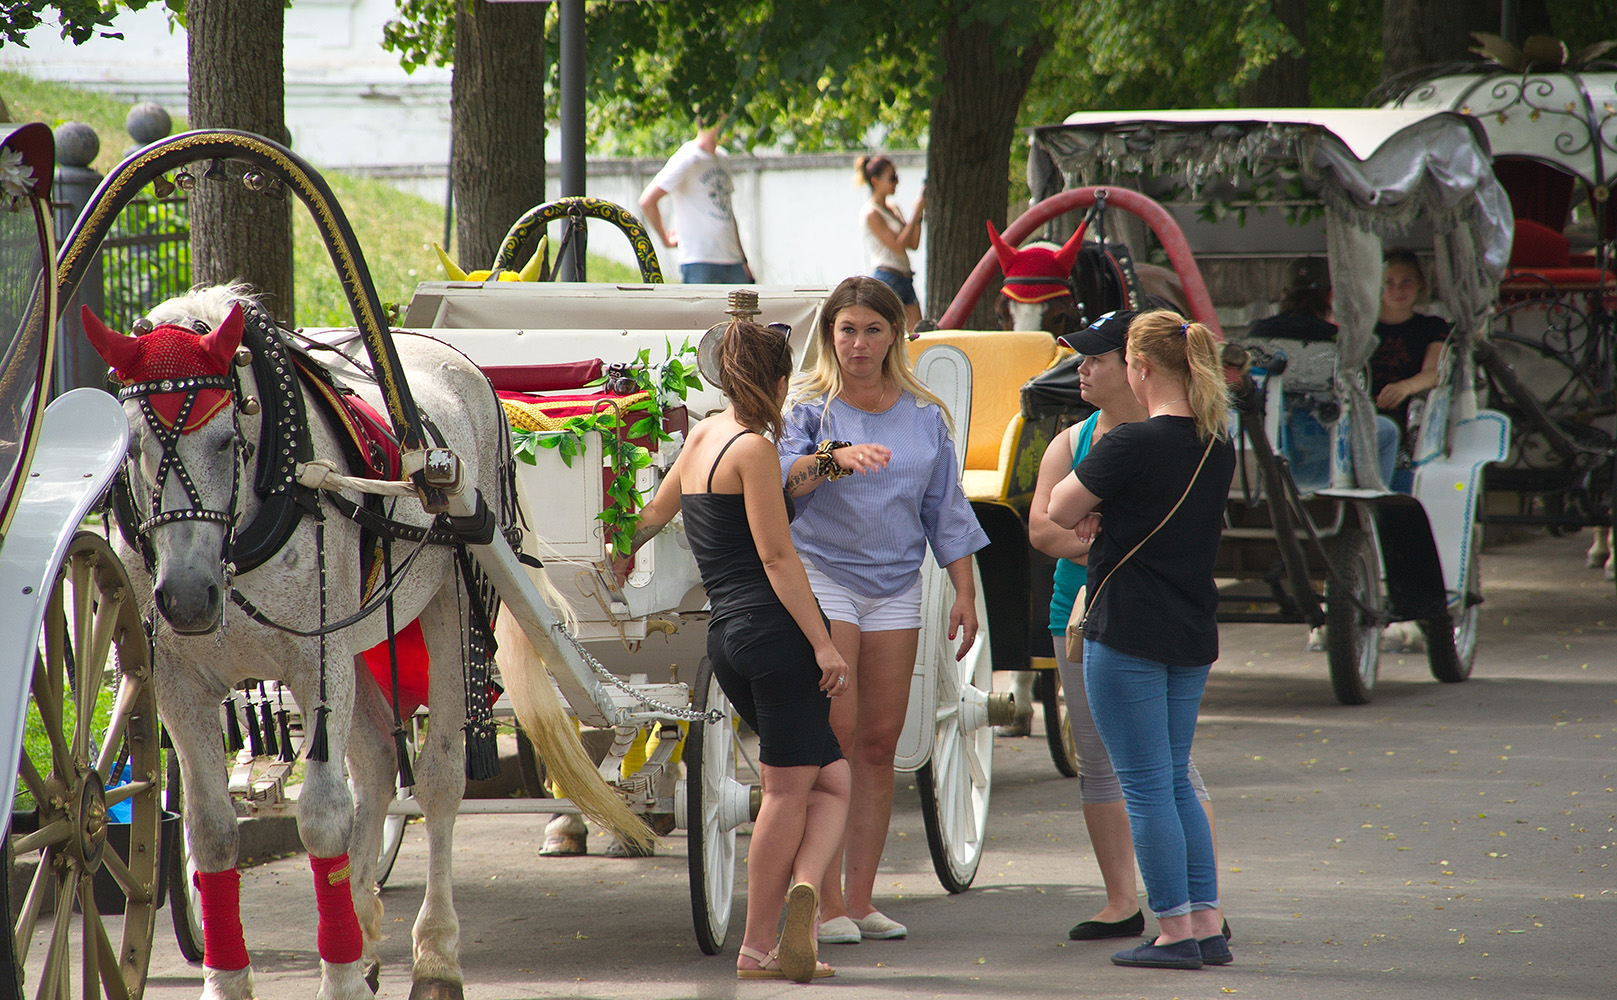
[{"left": 134, "top": 529, "right": 1615, "bottom": 999}]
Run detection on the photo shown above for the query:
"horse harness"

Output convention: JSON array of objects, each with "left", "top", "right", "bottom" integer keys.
[{"left": 111, "top": 299, "right": 511, "bottom": 779}]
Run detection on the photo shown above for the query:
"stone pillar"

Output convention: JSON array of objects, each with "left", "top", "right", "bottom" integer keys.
[{"left": 51, "top": 121, "right": 105, "bottom": 397}]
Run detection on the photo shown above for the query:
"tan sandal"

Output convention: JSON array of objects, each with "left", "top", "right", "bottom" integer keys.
[
  {"left": 778, "top": 882, "right": 821, "bottom": 982},
  {"left": 736, "top": 944, "right": 834, "bottom": 980}
]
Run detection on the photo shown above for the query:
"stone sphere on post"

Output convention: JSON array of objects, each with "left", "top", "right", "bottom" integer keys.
[
  {"left": 126, "top": 102, "right": 172, "bottom": 146},
  {"left": 54, "top": 121, "right": 100, "bottom": 169}
]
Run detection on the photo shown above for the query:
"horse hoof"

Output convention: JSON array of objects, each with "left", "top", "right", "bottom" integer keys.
[
  {"left": 604, "top": 836, "right": 655, "bottom": 858},
  {"left": 408, "top": 977, "right": 464, "bottom": 1000},
  {"left": 540, "top": 833, "right": 587, "bottom": 856}
]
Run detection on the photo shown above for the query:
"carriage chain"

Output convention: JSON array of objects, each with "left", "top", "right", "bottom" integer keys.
[{"left": 550, "top": 619, "right": 724, "bottom": 724}]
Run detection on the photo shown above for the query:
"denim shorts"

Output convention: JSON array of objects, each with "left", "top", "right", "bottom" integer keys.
[
  {"left": 801, "top": 560, "right": 923, "bottom": 631},
  {"left": 680, "top": 261, "right": 751, "bottom": 285},
  {"left": 873, "top": 267, "right": 918, "bottom": 306}
]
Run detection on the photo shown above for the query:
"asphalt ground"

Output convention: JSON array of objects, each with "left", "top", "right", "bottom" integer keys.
[{"left": 128, "top": 528, "right": 1616, "bottom": 999}]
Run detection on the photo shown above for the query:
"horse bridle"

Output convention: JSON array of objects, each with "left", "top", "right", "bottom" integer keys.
[{"left": 115, "top": 364, "right": 248, "bottom": 580}]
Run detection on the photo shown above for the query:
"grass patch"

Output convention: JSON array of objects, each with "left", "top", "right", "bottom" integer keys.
[{"left": 4, "top": 70, "right": 646, "bottom": 326}]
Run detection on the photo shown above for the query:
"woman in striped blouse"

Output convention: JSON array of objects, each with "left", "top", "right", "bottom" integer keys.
[{"left": 779, "top": 276, "right": 988, "bottom": 945}]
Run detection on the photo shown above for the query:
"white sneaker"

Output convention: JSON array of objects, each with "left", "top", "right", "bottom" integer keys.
[
  {"left": 817, "top": 915, "right": 861, "bottom": 945},
  {"left": 852, "top": 910, "right": 907, "bottom": 940}
]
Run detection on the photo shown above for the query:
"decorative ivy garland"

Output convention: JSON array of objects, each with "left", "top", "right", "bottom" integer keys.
[{"left": 509, "top": 341, "right": 702, "bottom": 556}]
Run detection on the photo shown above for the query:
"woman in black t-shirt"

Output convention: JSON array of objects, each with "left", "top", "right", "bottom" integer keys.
[{"left": 1048, "top": 310, "right": 1236, "bottom": 971}]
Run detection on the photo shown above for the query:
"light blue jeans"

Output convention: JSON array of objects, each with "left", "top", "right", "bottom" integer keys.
[
  {"left": 680, "top": 261, "right": 751, "bottom": 284},
  {"left": 1083, "top": 638, "right": 1218, "bottom": 918},
  {"left": 1375, "top": 414, "right": 1400, "bottom": 487}
]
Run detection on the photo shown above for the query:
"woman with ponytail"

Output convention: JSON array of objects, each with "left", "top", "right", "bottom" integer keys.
[
  {"left": 618, "top": 320, "right": 851, "bottom": 982},
  {"left": 855, "top": 155, "right": 925, "bottom": 332},
  {"left": 1048, "top": 310, "right": 1236, "bottom": 971}
]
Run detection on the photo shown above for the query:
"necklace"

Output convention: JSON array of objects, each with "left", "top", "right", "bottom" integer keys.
[
  {"left": 1152, "top": 398, "right": 1187, "bottom": 416},
  {"left": 842, "top": 382, "right": 891, "bottom": 412}
]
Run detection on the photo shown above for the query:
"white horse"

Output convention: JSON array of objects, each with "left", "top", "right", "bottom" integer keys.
[{"left": 85, "top": 286, "right": 646, "bottom": 1000}]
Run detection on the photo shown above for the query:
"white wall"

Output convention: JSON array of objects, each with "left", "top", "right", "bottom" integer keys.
[{"left": 6, "top": 0, "right": 926, "bottom": 298}]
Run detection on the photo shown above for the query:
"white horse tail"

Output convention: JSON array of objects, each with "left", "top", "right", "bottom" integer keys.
[{"left": 494, "top": 609, "right": 655, "bottom": 850}]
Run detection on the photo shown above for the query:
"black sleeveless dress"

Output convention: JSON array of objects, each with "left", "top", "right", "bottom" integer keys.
[{"left": 683, "top": 430, "right": 842, "bottom": 769}]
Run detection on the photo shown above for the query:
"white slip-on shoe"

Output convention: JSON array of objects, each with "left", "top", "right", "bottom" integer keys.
[
  {"left": 817, "top": 915, "right": 861, "bottom": 945},
  {"left": 852, "top": 910, "right": 907, "bottom": 940}
]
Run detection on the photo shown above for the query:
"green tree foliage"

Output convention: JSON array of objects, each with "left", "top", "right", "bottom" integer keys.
[{"left": 0, "top": 1, "right": 181, "bottom": 48}]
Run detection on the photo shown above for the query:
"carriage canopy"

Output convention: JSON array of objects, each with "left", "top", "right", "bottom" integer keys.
[
  {"left": 0, "top": 122, "right": 56, "bottom": 537},
  {"left": 1031, "top": 108, "right": 1513, "bottom": 487}
]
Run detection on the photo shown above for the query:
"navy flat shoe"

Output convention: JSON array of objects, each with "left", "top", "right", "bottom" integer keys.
[
  {"left": 1197, "top": 934, "right": 1233, "bottom": 966},
  {"left": 1110, "top": 937, "right": 1203, "bottom": 970},
  {"left": 1068, "top": 909, "right": 1145, "bottom": 941}
]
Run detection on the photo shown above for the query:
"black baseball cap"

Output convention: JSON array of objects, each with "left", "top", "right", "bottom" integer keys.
[{"left": 1058, "top": 309, "right": 1137, "bottom": 357}]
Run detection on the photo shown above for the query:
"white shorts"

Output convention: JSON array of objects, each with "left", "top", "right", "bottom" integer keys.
[{"left": 801, "top": 559, "right": 923, "bottom": 631}]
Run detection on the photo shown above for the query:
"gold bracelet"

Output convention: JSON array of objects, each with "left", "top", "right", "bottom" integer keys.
[{"left": 815, "top": 439, "right": 852, "bottom": 480}]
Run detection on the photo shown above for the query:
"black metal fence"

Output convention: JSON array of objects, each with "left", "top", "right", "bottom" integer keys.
[{"left": 99, "top": 195, "right": 190, "bottom": 333}]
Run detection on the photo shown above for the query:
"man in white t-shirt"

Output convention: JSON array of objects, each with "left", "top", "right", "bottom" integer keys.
[{"left": 638, "top": 121, "right": 752, "bottom": 284}]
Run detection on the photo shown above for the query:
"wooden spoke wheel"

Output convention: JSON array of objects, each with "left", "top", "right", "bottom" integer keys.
[
  {"left": 916, "top": 572, "right": 994, "bottom": 893},
  {"left": 1325, "top": 518, "right": 1385, "bottom": 706},
  {"left": 1039, "top": 668, "right": 1079, "bottom": 779},
  {"left": 6, "top": 532, "right": 160, "bottom": 999},
  {"left": 678, "top": 657, "right": 748, "bottom": 955}
]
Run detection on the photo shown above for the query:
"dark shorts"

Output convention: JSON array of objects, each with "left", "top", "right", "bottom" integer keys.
[
  {"left": 873, "top": 266, "right": 917, "bottom": 306},
  {"left": 707, "top": 606, "right": 844, "bottom": 769}
]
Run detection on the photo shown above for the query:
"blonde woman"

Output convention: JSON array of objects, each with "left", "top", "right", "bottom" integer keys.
[
  {"left": 1048, "top": 310, "right": 1236, "bottom": 971},
  {"left": 779, "top": 276, "right": 988, "bottom": 944}
]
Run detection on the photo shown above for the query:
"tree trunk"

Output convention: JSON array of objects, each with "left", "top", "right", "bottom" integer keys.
[
  {"left": 452, "top": 0, "right": 547, "bottom": 272},
  {"left": 186, "top": 0, "right": 294, "bottom": 323},
  {"left": 1381, "top": 0, "right": 1473, "bottom": 81},
  {"left": 1240, "top": 0, "right": 1309, "bottom": 106},
  {"left": 925, "top": 15, "right": 1046, "bottom": 328}
]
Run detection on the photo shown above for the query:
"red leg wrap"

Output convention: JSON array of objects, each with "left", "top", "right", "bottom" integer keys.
[
  {"left": 309, "top": 853, "right": 363, "bottom": 965},
  {"left": 194, "top": 868, "right": 251, "bottom": 971}
]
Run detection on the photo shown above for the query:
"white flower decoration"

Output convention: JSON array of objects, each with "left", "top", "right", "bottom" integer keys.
[{"left": 0, "top": 147, "right": 36, "bottom": 212}]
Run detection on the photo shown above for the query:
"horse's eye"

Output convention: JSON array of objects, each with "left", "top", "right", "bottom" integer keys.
[{"left": 217, "top": 434, "right": 237, "bottom": 453}]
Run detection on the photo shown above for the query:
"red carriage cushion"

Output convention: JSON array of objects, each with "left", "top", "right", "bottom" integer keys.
[
  {"left": 483, "top": 359, "right": 604, "bottom": 393},
  {"left": 1508, "top": 218, "right": 1570, "bottom": 269}
]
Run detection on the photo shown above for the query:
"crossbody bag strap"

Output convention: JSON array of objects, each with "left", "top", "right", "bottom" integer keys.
[{"left": 1078, "top": 434, "right": 1217, "bottom": 628}]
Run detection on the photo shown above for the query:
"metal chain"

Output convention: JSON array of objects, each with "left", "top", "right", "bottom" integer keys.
[{"left": 549, "top": 621, "right": 723, "bottom": 724}]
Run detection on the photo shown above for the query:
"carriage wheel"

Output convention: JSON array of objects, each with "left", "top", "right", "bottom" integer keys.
[
  {"left": 1038, "top": 669, "right": 1079, "bottom": 779},
  {"left": 1423, "top": 517, "right": 1483, "bottom": 684},
  {"left": 679, "top": 657, "right": 749, "bottom": 955},
  {"left": 916, "top": 576, "right": 994, "bottom": 894},
  {"left": 164, "top": 746, "right": 203, "bottom": 962},
  {"left": 374, "top": 726, "right": 415, "bottom": 889},
  {"left": 1325, "top": 519, "right": 1384, "bottom": 705},
  {"left": 6, "top": 532, "right": 161, "bottom": 999}
]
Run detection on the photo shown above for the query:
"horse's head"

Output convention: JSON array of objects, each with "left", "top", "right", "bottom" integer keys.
[
  {"left": 84, "top": 296, "right": 249, "bottom": 634},
  {"left": 430, "top": 236, "right": 548, "bottom": 282},
  {"left": 989, "top": 221, "right": 1083, "bottom": 334}
]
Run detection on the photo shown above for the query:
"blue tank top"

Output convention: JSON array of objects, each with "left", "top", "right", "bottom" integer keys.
[
  {"left": 681, "top": 430, "right": 797, "bottom": 625},
  {"left": 1048, "top": 413, "right": 1099, "bottom": 635}
]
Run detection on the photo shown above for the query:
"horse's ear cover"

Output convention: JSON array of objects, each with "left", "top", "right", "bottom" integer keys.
[
  {"left": 81, "top": 305, "right": 142, "bottom": 373},
  {"left": 199, "top": 303, "right": 247, "bottom": 371},
  {"left": 1053, "top": 223, "right": 1084, "bottom": 274},
  {"left": 986, "top": 220, "right": 1017, "bottom": 273}
]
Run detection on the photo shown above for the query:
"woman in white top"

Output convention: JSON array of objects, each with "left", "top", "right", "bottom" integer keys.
[{"left": 856, "top": 155, "right": 925, "bottom": 333}]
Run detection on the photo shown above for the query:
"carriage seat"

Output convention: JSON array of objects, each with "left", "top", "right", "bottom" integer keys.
[
  {"left": 905, "top": 330, "right": 1059, "bottom": 501},
  {"left": 1501, "top": 217, "right": 1617, "bottom": 307}
]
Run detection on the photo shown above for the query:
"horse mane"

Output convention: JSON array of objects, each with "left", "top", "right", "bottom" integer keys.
[{"left": 146, "top": 283, "right": 260, "bottom": 328}]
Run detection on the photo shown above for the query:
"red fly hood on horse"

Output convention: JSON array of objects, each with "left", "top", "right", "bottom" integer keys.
[
  {"left": 988, "top": 221, "right": 1084, "bottom": 305},
  {"left": 83, "top": 303, "right": 245, "bottom": 433}
]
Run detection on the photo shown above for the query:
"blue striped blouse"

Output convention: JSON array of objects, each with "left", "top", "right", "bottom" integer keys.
[{"left": 778, "top": 392, "right": 989, "bottom": 598}]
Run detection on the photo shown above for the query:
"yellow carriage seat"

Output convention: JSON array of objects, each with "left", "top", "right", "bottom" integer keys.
[{"left": 905, "top": 331, "right": 1059, "bottom": 502}]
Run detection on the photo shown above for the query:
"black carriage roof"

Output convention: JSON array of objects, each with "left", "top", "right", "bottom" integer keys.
[{"left": 0, "top": 123, "right": 54, "bottom": 198}]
